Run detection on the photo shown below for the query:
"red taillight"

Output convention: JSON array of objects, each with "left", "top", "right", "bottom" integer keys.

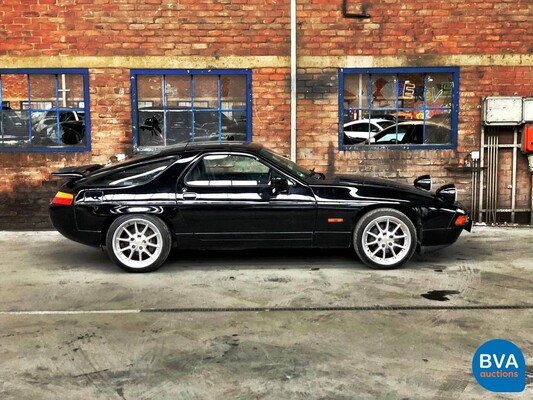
[
  {"left": 52, "top": 191, "right": 74, "bottom": 206},
  {"left": 455, "top": 215, "right": 468, "bottom": 226}
]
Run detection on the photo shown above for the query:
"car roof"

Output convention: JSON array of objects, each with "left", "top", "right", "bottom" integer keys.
[{"left": 143, "top": 141, "right": 263, "bottom": 157}]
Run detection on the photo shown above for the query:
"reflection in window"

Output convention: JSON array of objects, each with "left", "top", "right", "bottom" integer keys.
[
  {"left": 0, "top": 70, "right": 89, "bottom": 151},
  {"left": 89, "top": 159, "right": 174, "bottom": 187},
  {"left": 132, "top": 70, "right": 251, "bottom": 149},
  {"left": 186, "top": 154, "right": 271, "bottom": 186},
  {"left": 340, "top": 67, "right": 458, "bottom": 149}
]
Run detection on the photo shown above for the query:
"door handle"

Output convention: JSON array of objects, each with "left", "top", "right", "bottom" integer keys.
[{"left": 182, "top": 192, "right": 197, "bottom": 200}]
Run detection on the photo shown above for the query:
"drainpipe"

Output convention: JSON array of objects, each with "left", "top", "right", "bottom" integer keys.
[{"left": 290, "top": 0, "right": 297, "bottom": 162}]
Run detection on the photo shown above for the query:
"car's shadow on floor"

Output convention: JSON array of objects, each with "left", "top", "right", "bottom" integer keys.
[
  {"left": 164, "top": 247, "right": 357, "bottom": 270},
  {"left": 161, "top": 246, "right": 457, "bottom": 273},
  {"left": 43, "top": 238, "right": 467, "bottom": 274}
]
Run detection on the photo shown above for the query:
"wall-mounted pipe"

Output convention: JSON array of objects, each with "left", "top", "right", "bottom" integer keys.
[{"left": 290, "top": 0, "right": 297, "bottom": 161}]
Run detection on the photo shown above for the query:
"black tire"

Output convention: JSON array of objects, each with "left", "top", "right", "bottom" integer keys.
[
  {"left": 353, "top": 208, "right": 417, "bottom": 269},
  {"left": 106, "top": 214, "right": 172, "bottom": 273}
]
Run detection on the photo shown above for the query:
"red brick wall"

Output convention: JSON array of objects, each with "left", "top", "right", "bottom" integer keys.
[
  {"left": 297, "top": 0, "right": 531, "bottom": 56},
  {"left": 0, "top": 0, "right": 291, "bottom": 57},
  {"left": 0, "top": 0, "right": 532, "bottom": 228}
]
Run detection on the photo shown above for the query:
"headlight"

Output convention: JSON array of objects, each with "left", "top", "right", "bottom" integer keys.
[
  {"left": 436, "top": 183, "right": 457, "bottom": 204},
  {"left": 414, "top": 175, "right": 432, "bottom": 191}
]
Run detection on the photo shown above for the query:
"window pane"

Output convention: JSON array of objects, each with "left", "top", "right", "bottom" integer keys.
[
  {"left": 343, "top": 73, "right": 370, "bottom": 122},
  {"left": 0, "top": 74, "right": 30, "bottom": 145},
  {"left": 30, "top": 74, "right": 56, "bottom": 108},
  {"left": 64, "top": 74, "right": 85, "bottom": 108},
  {"left": 221, "top": 75, "right": 247, "bottom": 135},
  {"left": 193, "top": 75, "right": 218, "bottom": 109},
  {"left": 90, "top": 159, "right": 174, "bottom": 187},
  {"left": 137, "top": 75, "right": 163, "bottom": 107},
  {"left": 31, "top": 74, "right": 86, "bottom": 147},
  {"left": 187, "top": 154, "right": 270, "bottom": 186},
  {"left": 370, "top": 73, "right": 398, "bottom": 118},
  {"left": 167, "top": 75, "right": 191, "bottom": 107}
]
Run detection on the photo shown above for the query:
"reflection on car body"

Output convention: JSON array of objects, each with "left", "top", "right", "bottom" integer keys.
[{"left": 50, "top": 142, "right": 471, "bottom": 273}]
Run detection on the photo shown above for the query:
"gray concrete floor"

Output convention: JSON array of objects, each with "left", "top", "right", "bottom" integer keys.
[{"left": 0, "top": 226, "right": 532, "bottom": 399}]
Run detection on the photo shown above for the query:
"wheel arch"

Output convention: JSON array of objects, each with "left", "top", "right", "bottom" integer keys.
[
  {"left": 351, "top": 204, "right": 423, "bottom": 245},
  {"left": 99, "top": 212, "right": 176, "bottom": 248}
]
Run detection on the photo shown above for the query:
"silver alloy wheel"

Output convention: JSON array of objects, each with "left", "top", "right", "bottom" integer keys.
[
  {"left": 360, "top": 215, "right": 412, "bottom": 267},
  {"left": 111, "top": 218, "right": 164, "bottom": 270}
]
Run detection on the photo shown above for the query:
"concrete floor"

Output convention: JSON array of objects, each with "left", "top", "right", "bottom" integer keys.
[{"left": 0, "top": 226, "right": 531, "bottom": 399}]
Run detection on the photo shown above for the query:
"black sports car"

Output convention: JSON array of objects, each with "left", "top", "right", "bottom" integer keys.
[{"left": 50, "top": 143, "right": 471, "bottom": 272}]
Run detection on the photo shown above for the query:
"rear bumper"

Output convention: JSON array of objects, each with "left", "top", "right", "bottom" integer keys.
[{"left": 49, "top": 205, "right": 101, "bottom": 247}]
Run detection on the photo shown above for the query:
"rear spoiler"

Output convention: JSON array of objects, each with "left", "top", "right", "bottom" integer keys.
[{"left": 51, "top": 164, "right": 102, "bottom": 180}]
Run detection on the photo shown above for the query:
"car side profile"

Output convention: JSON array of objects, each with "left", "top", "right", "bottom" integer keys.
[{"left": 50, "top": 143, "right": 471, "bottom": 273}]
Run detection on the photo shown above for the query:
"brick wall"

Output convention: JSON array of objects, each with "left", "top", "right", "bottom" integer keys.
[
  {"left": 0, "top": 0, "right": 532, "bottom": 228},
  {"left": 0, "top": 0, "right": 290, "bottom": 57},
  {"left": 297, "top": 0, "right": 531, "bottom": 56}
]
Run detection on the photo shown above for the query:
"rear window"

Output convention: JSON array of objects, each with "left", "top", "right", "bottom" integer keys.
[{"left": 89, "top": 158, "right": 174, "bottom": 187}]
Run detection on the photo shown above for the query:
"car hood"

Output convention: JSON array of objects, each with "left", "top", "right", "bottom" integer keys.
[{"left": 312, "top": 174, "right": 435, "bottom": 199}]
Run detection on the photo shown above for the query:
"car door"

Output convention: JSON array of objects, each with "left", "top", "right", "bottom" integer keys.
[{"left": 176, "top": 152, "right": 317, "bottom": 247}]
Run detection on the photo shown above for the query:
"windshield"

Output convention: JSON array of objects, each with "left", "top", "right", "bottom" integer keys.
[{"left": 259, "top": 147, "right": 311, "bottom": 179}]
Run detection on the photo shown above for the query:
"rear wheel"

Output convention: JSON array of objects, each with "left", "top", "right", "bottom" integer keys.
[
  {"left": 353, "top": 208, "right": 417, "bottom": 269},
  {"left": 106, "top": 215, "right": 171, "bottom": 273}
]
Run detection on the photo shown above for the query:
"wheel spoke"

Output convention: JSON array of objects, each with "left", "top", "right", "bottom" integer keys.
[
  {"left": 140, "top": 225, "right": 149, "bottom": 236},
  {"left": 145, "top": 233, "right": 159, "bottom": 241},
  {"left": 371, "top": 247, "right": 382, "bottom": 256},
  {"left": 392, "top": 242, "right": 407, "bottom": 250},
  {"left": 367, "top": 231, "right": 380, "bottom": 239}
]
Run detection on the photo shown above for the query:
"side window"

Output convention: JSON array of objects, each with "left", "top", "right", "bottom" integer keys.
[
  {"left": 186, "top": 154, "right": 272, "bottom": 187},
  {"left": 89, "top": 159, "right": 174, "bottom": 187}
]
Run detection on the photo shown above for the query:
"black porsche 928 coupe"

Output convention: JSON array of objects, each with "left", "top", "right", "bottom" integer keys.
[{"left": 50, "top": 142, "right": 471, "bottom": 272}]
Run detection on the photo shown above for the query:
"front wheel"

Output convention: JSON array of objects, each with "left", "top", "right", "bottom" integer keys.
[
  {"left": 353, "top": 208, "right": 417, "bottom": 269},
  {"left": 106, "top": 215, "right": 171, "bottom": 273}
]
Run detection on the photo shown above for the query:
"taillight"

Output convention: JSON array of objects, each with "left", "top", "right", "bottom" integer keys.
[
  {"left": 455, "top": 215, "right": 468, "bottom": 226},
  {"left": 52, "top": 191, "right": 74, "bottom": 206}
]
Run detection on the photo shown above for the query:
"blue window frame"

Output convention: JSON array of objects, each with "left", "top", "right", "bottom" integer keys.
[
  {"left": 339, "top": 67, "right": 459, "bottom": 150},
  {"left": 131, "top": 69, "right": 252, "bottom": 150},
  {"left": 0, "top": 69, "right": 90, "bottom": 152}
]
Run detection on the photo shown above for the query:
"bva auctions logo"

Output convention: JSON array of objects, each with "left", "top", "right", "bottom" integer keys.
[{"left": 472, "top": 339, "right": 526, "bottom": 392}]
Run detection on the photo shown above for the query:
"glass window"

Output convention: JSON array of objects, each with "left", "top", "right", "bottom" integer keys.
[
  {"left": 186, "top": 154, "right": 271, "bottom": 187},
  {"left": 89, "top": 158, "right": 175, "bottom": 187},
  {"left": 340, "top": 67, "right": 459, "bottom": 149},
  {"left": 0, "top": 69, "right": 90, "bottom": 152},
  {"left": 131, "top": 70, "right": 251, "bottom": 150}
]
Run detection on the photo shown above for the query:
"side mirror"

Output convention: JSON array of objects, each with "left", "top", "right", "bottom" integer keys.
[{"left": 270, "top": 177, "right": 289, "bottom": 196}]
